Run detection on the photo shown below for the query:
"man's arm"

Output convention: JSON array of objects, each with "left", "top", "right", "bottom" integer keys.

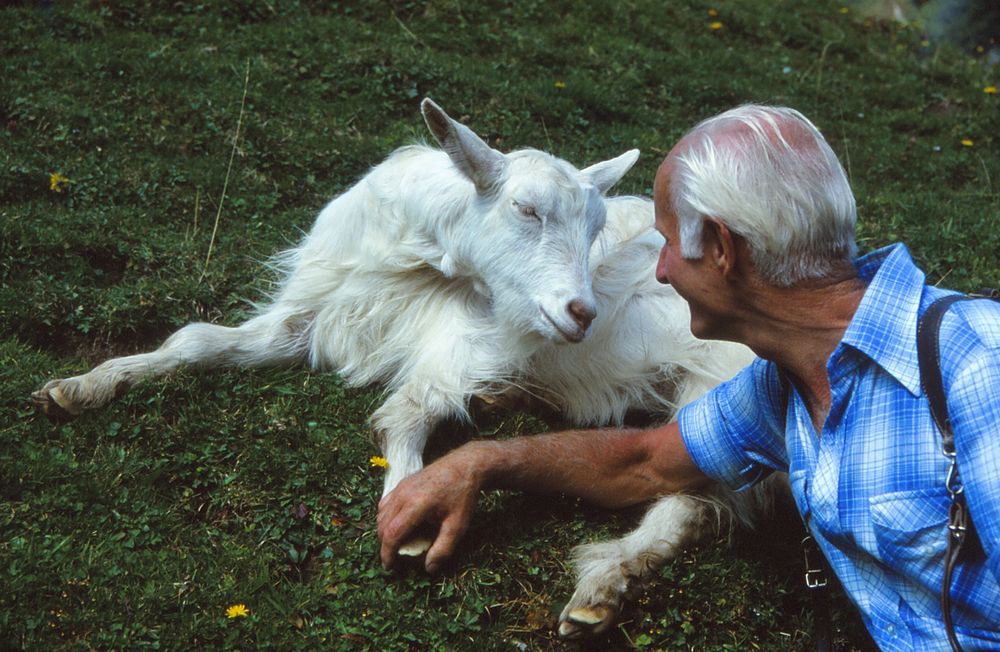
[
  {"left": 950, "top": 351, "right": 1000, "bottom": 585},
  {"left": 377, "top": 421, "right": 710, "bottom": 573}
]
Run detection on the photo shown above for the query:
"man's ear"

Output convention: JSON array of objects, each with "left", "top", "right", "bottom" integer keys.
[{"left": 702, "top": 217, "right": 739, "bottom": 278}]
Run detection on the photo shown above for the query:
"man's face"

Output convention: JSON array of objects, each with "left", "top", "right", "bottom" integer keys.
[
  {"left": 652, "top": 158, "right": 686, "bottom": 287},
  {"left": 653, "top": 156, "right": 729, "bottom": 340}
]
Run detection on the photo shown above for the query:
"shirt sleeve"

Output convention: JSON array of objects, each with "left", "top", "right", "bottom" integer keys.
[
  {"left": 945, "top": 300, "right": 1000, "bottom": 584},
  {"left": 677, "top": 357, "right": 790, "bottom": 492}
]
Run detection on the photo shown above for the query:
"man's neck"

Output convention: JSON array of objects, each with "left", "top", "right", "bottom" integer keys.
[{"left": 738, "top": 273, "right": 868, "bottom": 431}]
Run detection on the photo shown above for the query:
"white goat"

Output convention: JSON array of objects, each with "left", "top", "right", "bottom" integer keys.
[{"left": 33, "top": 99, "right": 763, "bottom": 638}]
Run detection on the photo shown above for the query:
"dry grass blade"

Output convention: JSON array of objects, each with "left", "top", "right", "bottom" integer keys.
[{"left": 200, "top": 58, "right": 251, "bottom": 284}]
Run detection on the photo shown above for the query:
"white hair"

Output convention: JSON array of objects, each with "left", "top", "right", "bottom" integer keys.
[{"left": 671, "top": 105, "right": 857, "bottom": 286}]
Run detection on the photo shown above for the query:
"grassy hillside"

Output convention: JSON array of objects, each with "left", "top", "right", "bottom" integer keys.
[{"left": 1, "top": 1, "right": 996, "bottom": 650}]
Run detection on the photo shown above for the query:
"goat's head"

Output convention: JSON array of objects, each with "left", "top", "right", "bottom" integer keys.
[{"left": 421, "top": 98, "right": 639, "bottom": 343}]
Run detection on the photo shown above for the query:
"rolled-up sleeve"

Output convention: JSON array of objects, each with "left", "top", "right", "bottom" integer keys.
[{"left": 678, "top": 357, "right": 789, "bottom": 492}]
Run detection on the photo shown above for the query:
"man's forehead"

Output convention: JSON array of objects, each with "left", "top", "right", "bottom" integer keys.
[
  {"left": 654, "top": 153, "right": 680, "bottom": 190},
  {"left": 652, "top": 159, "right": 676, "bottom": 229}
]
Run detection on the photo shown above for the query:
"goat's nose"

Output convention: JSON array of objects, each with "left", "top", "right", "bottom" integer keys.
[{"left": 568, "top": 299, "right": 596, "bottom": 331}]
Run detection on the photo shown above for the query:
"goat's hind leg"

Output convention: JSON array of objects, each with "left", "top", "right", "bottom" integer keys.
[
  {"left": 32, "top": 307, "right": 310, "bottom": 417},
  {"left": 558, "top": 493, "right": 717, "bottom": 639}
]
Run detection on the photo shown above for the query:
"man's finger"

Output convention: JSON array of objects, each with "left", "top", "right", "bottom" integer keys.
[
  {"left": 379, "top": 510, "right": 413, "bottom": 569},
  {"left": 376, "top": 491, "right": 399, "bottom": 530},
  {"left": 380, "top": 534, "right": 398, "bottom": 570},
  {"left": 378, "top": 490, "right": 436, "bottom": 569},
  {"left": 378, "top": 499, "right": 408, "bottom": 569},
  {"left": 424, "top": 512, "right": 469, "bottom": 574}
]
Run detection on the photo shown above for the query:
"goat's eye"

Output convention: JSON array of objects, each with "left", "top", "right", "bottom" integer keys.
[{"left": 513, "top": 201, "right": 539, "bottom": 220}]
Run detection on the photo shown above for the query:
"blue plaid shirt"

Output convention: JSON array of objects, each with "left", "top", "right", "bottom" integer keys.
[{"left": 679, "top": 243, "right": 1000, "bottom": 651}]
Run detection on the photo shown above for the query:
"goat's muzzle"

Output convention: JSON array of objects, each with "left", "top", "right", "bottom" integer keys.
[{"left": 568, "top": 299, "right": 596, "bottom": 332}]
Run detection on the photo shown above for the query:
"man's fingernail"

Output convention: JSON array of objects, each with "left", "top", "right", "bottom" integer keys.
[{"left": 426, "top": 562, "right": 439, "bottom": 574}]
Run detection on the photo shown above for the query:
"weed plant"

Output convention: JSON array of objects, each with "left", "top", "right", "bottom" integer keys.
[{"left": 1, "top": 1, "right": 997, "bottom": 650}]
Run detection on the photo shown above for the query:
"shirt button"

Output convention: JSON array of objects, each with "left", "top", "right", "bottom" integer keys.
[{"left": 886, "top": 624, "right": 896, "bottom": 636}]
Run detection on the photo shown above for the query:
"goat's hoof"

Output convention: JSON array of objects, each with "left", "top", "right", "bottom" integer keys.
[
  {"left": 31, "top": 382, "right": 82, "bottom": 420},
  {"left": 397, "top": 536, "right": 433, "bottom": 558},
  {"left": 557, "top": 605, "right": 616, "bottom": 639}
]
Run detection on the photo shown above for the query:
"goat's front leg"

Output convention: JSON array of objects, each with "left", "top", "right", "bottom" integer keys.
[
  {"left": 557, "top": 477, "right": 779, "bottom": 639},
  {"left": 370, "top": 381, "right": 467, "bottom": 497}
]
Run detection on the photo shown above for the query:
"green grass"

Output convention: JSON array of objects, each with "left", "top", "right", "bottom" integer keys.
[{"left": 1, "top": 1, "right": 997, "bottom": 650}]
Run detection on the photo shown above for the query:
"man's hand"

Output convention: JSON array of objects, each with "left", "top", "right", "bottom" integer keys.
[{"left": 377, "top": 444, "right": 486, "bottom": 573}]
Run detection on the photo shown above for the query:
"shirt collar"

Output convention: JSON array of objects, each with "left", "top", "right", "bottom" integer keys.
[{"left": 839, "top": 243, "right": 926, "bottom": 396}]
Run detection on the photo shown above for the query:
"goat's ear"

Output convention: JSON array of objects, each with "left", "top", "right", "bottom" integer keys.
[
  {"left": 422, "top": 98, "right": 507, "bottom": 194},
  {"left": 581, "top": 149, "right": 640, "bottom": 194}
]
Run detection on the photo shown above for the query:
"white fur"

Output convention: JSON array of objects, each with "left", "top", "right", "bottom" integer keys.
[{"left": 34, "top": 99, "right": 764, "bottom": 637}]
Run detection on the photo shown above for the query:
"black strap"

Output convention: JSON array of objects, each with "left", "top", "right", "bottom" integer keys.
[
  {"left": 942, "top": 499, "right": 970, "bottom": 652},
  {"left": 917, "top": 294, "right": 975, "bottom": 455},
  {"left": 916, "top": 290, "right": 998, "bottom": 652},
  {"left": 802, "top": 534, "right": 832, "bottom": 652}
]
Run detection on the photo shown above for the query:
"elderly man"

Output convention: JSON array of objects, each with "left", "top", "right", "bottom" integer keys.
[{"left": 377, "top": 105, "right": 1000, "bottom": 650}]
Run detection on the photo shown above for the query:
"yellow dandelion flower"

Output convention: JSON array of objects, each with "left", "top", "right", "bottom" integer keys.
[
  {"left": 369, "top": 455, "right": 389, "bottom": 469},
  {"left": 707, "top": 8, "right": 718, "bottom": 16},
  {"left": 226, "top": 603, "right": 249, "bottom": 619},
  {"left": 708, "top": 21, "right": 723, "bottom": 30},
  {"left": 839, "top": 6, "right": 849, "bottom": 13},
  {"left": 554, "top": 80, "right": 566, "bottom": 89},
  {"left": 49, "top": 172, "right": 69, "bottom": 193},
  {"left": 961, "top": 138, "right": 974, "bottom": 147},
  {"left": 984, "top": 86, "right": 997, "bottom": 94}
]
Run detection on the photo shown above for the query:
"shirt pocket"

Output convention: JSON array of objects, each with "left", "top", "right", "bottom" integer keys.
[{"left": 869, "top": 487, "right": 949, "bottom": 618}]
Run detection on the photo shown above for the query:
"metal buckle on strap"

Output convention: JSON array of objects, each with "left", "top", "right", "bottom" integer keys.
[
  {"left": 802, "top": 535, "right": 829, "bottom": 589},
  {"left": 948, "top": 500, "right": 969, "bottom": 541},
  {"left": 945, "top": 455, "right": 964, "bottom": 499}
]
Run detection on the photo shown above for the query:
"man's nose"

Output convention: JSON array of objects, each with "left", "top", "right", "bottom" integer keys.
[{"left": 655, "top": 245, "right": 670, "bottom": 284}]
